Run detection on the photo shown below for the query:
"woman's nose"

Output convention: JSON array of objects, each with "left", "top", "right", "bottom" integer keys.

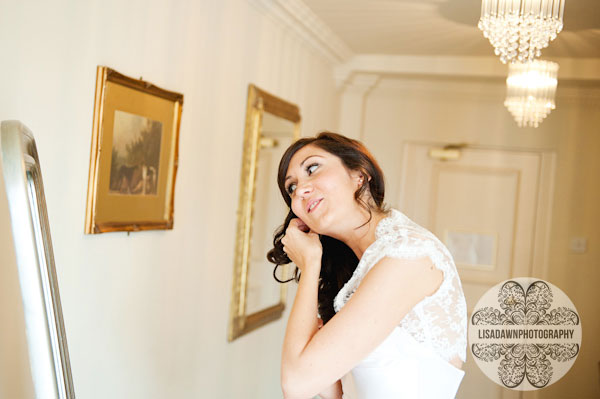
[{"left": 296, "top": 182, "right": 313, "bottom": 197}]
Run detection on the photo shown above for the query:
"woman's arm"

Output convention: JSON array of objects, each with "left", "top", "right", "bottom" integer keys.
[
  {"left": 318, "top": 379, "right": 343, "bottom": 399},
  {"left": 281, "top": 255, "right": 443, "bottom": 399},
  {"left": 280, "top": 261, "right": 321, "bottom": 398}
]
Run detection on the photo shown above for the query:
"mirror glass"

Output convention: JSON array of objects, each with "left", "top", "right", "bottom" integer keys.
[
  {"left": 246, "top": 113, "right": 295, "bottom": 314},
  {"left": 0, "top": 146, "right": 35, "bottom": 399}
]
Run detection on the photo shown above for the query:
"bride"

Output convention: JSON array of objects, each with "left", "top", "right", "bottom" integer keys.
[{"left": 268, "top": 132, "right": 467, "bottom": 399}]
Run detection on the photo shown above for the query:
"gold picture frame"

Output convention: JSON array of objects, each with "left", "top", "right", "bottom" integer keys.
[
  {"left": 85, "top": 66, "right": 183, "bottom": 234},
  {"left": 228, "top": 85, "right": 300, "bottom": 341}
]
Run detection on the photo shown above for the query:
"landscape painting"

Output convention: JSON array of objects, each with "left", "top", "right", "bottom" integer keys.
[{"left": 109, "top": 110, "right": 162, "bottom": 196}]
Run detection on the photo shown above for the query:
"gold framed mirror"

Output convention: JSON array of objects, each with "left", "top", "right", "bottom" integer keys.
[
  {"left": 228, "top": 85, "right": 300, "bottom": 341},
  {"left": 1, "top": 121, "right": 75, "bottom": 397}
]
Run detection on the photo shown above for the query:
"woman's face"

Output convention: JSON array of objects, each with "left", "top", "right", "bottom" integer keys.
[{"left": 284, "top": 144, "right": 363, "bottom": 235}]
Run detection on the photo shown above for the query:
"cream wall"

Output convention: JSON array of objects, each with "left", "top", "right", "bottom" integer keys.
[
  {"left": 0, "top": 0, "right": 339, "bottom": 398},
  {"left": 348, "top": 75, "right": 600, "bottom": 398}
]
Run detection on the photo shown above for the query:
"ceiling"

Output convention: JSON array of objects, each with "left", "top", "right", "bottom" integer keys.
[{"left": 301, "top": 0, "right": 600, "bottom": 58}]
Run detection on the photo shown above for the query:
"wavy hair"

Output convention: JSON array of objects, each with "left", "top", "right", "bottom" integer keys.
[{"left": 266, "top": 132, "right": 387, "bottom": 323}]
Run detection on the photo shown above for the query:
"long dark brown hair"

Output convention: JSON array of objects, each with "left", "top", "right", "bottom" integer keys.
[{"left": 266, "top": 132, "right": 388, "bottom": 323}]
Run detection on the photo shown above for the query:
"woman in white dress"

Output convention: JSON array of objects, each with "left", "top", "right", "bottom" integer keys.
[{"left": 267, "top": 132, "right": 467, "bottom": 399}]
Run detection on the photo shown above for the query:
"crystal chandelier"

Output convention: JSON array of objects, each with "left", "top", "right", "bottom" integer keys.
[
  {"left": 504, "top": 60, "right": 558, "bottom": 127},
  {"left": 478, "top": 0, "right": 565, "bottom": 64}
]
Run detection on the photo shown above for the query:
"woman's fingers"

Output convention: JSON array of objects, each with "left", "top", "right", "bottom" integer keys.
[
  {"left": 296, "top": 218, "right": 310, "bottom": 233},
  {"left": 288, "top": 217, "right": 309, "bottom": 233},
  {"left": 287, "top": 218, "right": 299, "bottom": 231},
  {"left": 282, "top": 218, "right": 322, "bottom": 269}
]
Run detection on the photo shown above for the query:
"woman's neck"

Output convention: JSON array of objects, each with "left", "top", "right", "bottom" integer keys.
[{"left": 340, "top": 209, "right": 389, "bottom": 260}]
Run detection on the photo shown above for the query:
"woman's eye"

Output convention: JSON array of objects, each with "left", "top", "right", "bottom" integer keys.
[
  {"left": 286, "top": 183, "right": 296, "bottom": 195},
  {"left": 307, "top": 163, "right": 319, "bottom": 175},
  {"left": 286, "top": 164, "right": 319, "bottom": 196}
]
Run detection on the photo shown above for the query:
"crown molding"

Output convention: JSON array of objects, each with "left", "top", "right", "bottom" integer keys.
[
  {"left": 248, "top": 0, "right": 353, "bottom": 64},
  {"left": 244, "top": 1, "right": 600, "bottom": 88},
  {"left": 335, "top": 55, "right": 600, "bottom": 87}
]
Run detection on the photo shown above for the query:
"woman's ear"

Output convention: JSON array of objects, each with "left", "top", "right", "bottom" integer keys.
[{"left": 350, "top": 170, "right": 369, "bottom": 188}]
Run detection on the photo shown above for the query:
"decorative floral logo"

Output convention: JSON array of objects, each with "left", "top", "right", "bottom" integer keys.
[{"left": 469, "top": 278, "right": 581, "bottom": 390}]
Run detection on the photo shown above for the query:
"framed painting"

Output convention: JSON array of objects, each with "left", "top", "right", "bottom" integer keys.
[{"left": 84, "top": 66, "right": 183, "bottom": 234}]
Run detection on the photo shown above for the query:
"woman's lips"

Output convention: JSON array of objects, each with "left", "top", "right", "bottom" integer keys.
[{"left": 308, "top": 198, "right": 322, "bottom": 213}]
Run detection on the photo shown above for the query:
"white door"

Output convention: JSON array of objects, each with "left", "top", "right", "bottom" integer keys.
[{"left": 397, "top": 142, "right": 555, "bottom": 399}]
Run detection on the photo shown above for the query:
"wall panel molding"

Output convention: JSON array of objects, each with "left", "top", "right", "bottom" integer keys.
[
  {"left": 335, "top": 54, "right": 600, "bottom": 87},
  {"left": 368, "top": 75, "right": 600, "bottom": 105}
]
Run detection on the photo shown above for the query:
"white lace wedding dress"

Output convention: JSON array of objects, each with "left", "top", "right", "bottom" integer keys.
[{"left": 333, "top": 209, "right": 468, "bottom": 399}]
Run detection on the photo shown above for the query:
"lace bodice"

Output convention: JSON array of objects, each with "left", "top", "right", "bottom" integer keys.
[{"left": 333, "top": 209, "right": 468, "bottom": 363}]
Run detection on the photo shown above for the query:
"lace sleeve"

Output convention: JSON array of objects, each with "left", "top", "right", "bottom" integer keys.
[
  {"left": 381, "top": 231, "right": 468, "bottom": 363},
  {"left": 379, "top": 230, "right": 452, "bottom": 277}
]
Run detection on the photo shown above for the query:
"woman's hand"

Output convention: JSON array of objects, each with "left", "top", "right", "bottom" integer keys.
[{"left": 281, "top": 218, "right": 322, "bottom": 275}]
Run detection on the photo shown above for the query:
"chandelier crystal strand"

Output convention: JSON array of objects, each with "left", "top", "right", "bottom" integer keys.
[
  {"left": 478, "top": 0, "right": 565, "bottom": 64},
  {"left": 504, "top": 60, "right": 559, "bottom": 127}
]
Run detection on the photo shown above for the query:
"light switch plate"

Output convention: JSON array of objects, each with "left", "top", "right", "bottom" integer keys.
[{"left": 569, "top": 237, "right": 587, "bottom": 254}]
